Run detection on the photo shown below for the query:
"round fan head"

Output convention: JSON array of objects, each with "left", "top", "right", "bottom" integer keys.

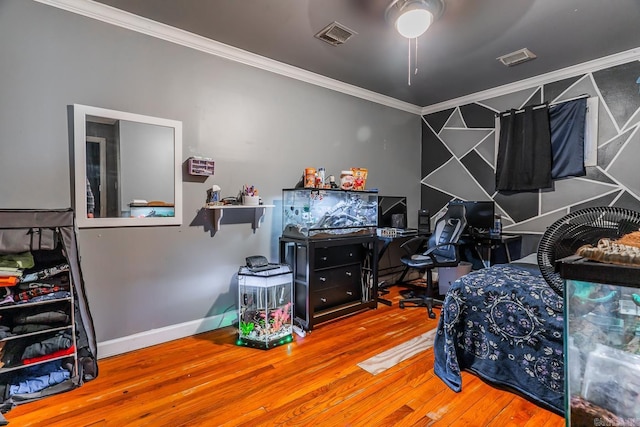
[{"left": 537, "top": 206, "right": 640, "bottom": 296}]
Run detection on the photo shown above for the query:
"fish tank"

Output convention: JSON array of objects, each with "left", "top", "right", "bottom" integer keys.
[
  {"left": 237, "top": 264, "right": 294, "bottom": 350},
  {"left": 559, "top": 258, "right": 640, "bottom": 426},
  {"left": 282, "top": 188, "right": 378, "bottom": 239}
]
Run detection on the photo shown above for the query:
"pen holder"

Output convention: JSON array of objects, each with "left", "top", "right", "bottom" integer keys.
[{"left": 242, "top": 195, "right": 260, "bottom": 206}]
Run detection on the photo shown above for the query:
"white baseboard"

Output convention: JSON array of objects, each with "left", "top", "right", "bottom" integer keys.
[{"left": 97, "top": 312, "right": 236, "bottom": 359}]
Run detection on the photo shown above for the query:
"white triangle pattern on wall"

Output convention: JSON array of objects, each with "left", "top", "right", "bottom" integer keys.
[
  {"left": 423, "top": 64, "right": 640, "bottom": 233},
  {"left": 475, "top": 134, "right": 497, "bottom": 168},
  {"left": 444, "top": 108, "right": 466, "bottom": 128},
  {"left": 550, "top": 74, "right": 594, "bottom": 104},
  {"left": 479, "top": 87, "right": 540, "bottom": 113},
  {"left": 607, "top": 126, "right": 640, "bottom": 197},
  {"left": 422, "top": 157, "right": 491, "bottom": 202},
  {"left": 439, "top": 128, "right": 494, "bottom": 159},
  {"left": 505, "top": 209, "right": 570, "bottom": 234},
  {"left": 540, "top": 178, "right": 620, "bottom": 214},
  {"left": 622, "top": 105, "right": 640, "bottom": 131}
]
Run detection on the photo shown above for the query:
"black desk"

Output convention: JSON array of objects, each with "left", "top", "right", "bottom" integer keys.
[
  {"left": 461, "top": 233, "right": 522, "bottom": 268},
  {"left": 376, "top": 232, "right": 429, "bottom": 305}
]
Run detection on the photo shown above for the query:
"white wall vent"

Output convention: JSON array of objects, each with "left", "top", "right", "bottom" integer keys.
[
  {"left": 497, "top": 48, "right": 537, "bottom": 67},
  {"left": 314, "top": 22, "right": 357, "bottom": 46}
]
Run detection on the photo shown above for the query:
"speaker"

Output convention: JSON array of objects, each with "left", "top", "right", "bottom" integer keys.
[{"left": 418, "top": 209, "right": 430, "bottom": 234}]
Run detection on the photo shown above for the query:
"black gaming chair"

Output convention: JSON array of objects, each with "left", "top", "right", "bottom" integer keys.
[{"left": 397, "top": 203, "right": 467, "bottom": 318}]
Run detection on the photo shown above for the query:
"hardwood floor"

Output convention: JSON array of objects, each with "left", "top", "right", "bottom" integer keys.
[{"left": 6, "top": 287, "right": 565, "bottom": 426}]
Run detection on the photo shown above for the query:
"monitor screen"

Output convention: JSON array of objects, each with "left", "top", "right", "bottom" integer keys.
[
  {"left": 378, "top": 196, "right": 407, "bottom": 229},
  {"left": 449, "top": 200, "right": 495, "bottom": 231}
]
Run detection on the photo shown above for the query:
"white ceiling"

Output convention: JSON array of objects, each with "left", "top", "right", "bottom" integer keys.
[{"left": 91, "top": 0, "right": 640, "bottom": 108}]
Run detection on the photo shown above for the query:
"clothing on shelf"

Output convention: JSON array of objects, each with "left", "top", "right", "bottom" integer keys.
[
  {"left": 8, "top": 360, "right": 71, "bottom": 396},
  {"left": 0, "top": 208, "right": 98, "bottom": 415}
]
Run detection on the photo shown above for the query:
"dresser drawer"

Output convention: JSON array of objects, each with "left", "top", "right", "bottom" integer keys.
[
  {"left": 314, "top": 244, "right": 364, "bottom": 269},
  {"left": 311, "top": 264, "right": 361, "bottom": 290},
  {"left": 311, "top": 264, "right": 361, "bottom": 311},
  {"left": 311, "top": 281, "right": 361, "bottom": 311}
]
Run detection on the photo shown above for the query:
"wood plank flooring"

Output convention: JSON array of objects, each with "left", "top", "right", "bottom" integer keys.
[{"left": 5, "top": 287, "right": 565, "bottom": 426}]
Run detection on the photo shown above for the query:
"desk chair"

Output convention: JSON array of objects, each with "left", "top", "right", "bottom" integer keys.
[{"left": 397, "top": 204, "right": 467, "bottom": 318}]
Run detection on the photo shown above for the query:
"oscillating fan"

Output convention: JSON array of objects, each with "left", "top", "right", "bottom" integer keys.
[{"left": 537, "top": 206, "right": 640, "bottom": 296}]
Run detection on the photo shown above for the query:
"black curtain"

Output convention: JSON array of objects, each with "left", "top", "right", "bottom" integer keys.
[
  {"left": 495, "top": 104, "right": 552, "bottom": 191},
  {"left": 549, "top": 98, "right": 587, "bottom": 179}
]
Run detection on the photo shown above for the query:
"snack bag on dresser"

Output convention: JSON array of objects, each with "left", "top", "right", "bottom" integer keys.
[{"left": 351, "top": 168, "right": 368, "bottom": 190}]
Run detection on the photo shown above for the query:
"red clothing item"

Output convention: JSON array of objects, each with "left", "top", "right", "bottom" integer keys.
[{"left": 23, "top": 346, "right": 75, "bottom": 365}]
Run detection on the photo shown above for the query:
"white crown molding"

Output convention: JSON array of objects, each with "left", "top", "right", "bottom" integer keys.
[
  {"left": 33, "top": 0, "right": 423, "bottom": 115},
  {"left": 421, "top": 47, "right": 640, "bottom": 115},
  {"left": 34, "top": 0, "right": 640, "bottom": 118}
]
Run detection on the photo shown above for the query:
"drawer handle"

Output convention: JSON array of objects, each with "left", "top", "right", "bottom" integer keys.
[
  {"left": 320, "top": 297, "right": 327, "bottom": 303},
  {"left": 321, "top": 256, "right": 328, "bottom": 261},
  {"left": 348, "top": 252, "right": 353, "bottom": 257},
  {"left": 346, "top": 291, "right": 353, "bottom": 296},
  {"left": 319, "top": 277, "right": 326, "bottom": 282},
  {"left": 345, "top": 271, "right": 352, "bottom": 277}
]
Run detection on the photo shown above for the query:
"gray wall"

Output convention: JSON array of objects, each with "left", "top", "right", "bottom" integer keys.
[
  {"left": 0, "top": 1, "right": 421, "bottom": 352},
  {"left": 421, "top": 59, "right": 640, "bottom": 253}
]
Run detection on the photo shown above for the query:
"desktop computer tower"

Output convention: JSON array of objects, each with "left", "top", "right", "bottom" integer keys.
[{"left": 418, "top": 209, "right": 430, "bottom": 234}]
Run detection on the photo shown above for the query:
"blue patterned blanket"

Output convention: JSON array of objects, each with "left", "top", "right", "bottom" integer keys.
[{"left": 433, "top": 263, "right": 564, "bottom": 414}]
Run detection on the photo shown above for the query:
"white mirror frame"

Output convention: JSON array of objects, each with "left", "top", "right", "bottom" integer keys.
[{"left": 73, "top": 104, "right": 183, "bottom": 228}]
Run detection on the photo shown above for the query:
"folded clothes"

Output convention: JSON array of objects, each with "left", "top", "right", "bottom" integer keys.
[
  {"left": 0, "top": 252, "right": 34, "bottom": 269},
  {"left": 12, "top": 309, "right": 69, "bottom": 325},
  {"left": 0, "top": 277, "right": 18, "bottom": 287},
  {"left": 22, "top": 346, "right": 75, "bottom": 365},
  {"left": 0, "top": 295, "right": 14, "bottom": 306},
  {"left": 9, "top": 360, "right": 71, "bottom": 395},
  {"left": 14, "top": 286, "right": 65, "bottom": 302},
  {"left": 0, "top": 326, "right": 13, "bottom": 340},
  {"left": 19, "top": 264, "right": 69, "bottom": 284},
  {"left": 17, "top": 275, "right": 70, "bottom": 291},
  {"left": 18, "top": 291, "right": 71, "bottom": 304},
  {"left": 0, "top": 267, "right": 22, "bottom": 278},
  {"left": 22, "top": 333, "right": 72, "bottom": 359}
]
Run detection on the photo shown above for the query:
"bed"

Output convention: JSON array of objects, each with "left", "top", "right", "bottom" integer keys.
[{"left": 433, "top": 255, "right": 564, "bottom": 414}]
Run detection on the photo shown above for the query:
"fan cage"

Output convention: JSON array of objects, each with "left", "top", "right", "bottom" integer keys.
[{"left": 537, "top": 206, "right": 640, "bottom": 296}]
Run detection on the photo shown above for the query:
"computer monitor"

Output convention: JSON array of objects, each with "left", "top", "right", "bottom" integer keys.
[
  {"left": 377, "top": 196, "right": 407, "bottom": 229},
  {"left": 449, "top": 200, "right": 495, "bottom": 232}
]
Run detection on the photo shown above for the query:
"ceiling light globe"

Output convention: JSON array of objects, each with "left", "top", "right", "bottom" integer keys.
[{"left": 395, "top": 9, "right": 433, "bottom": 38}]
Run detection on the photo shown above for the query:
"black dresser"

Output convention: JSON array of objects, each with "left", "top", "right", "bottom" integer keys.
[{"left": 280, "top": 234, "right": 377, "bottom": 330}]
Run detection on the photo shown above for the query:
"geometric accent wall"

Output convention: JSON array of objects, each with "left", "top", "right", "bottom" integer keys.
[{"left": 421, "top": 60, "right": 640, "bottom": 234}]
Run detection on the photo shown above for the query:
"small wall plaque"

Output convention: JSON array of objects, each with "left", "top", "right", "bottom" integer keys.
[{"left": 188, "top": 157, "right": 215, "bottom": 176}]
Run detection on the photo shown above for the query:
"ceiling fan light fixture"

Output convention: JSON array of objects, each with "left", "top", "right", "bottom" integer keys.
[
  {"left": 386, "top": 0, "right": 444, "bottom": 39},
  {"left": 395, "top": 8, "right": 433, "bottom": 38}
]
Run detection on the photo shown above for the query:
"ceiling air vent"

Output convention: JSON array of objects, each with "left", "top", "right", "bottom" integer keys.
[
  {"left": 497, "top": 48, "right": 537, "bottom": 66},
  {"left": 314, "top": 21, "right": 357, "bottom": 46}
]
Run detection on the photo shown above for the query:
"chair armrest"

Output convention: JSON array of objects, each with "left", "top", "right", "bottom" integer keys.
[
  {"left": 422, "top": 242, "right": 460, "bottom": 258},
  {"left": 423, "top": 241, "right": 461, "bottom": 253},
  {"left": 399, "top": 236, "right": 429, "bottom": 256},
  {"left": 419, "top": 242, "right": 463, "bottom": 263}
]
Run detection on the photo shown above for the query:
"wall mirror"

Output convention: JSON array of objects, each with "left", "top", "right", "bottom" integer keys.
[{"left": 73, "top": 104, "right": 182, "bottom": 228}]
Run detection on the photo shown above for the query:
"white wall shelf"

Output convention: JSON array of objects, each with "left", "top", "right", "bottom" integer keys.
[{"left": 204, "top": 204, "right": 275, "bottom": 231}]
